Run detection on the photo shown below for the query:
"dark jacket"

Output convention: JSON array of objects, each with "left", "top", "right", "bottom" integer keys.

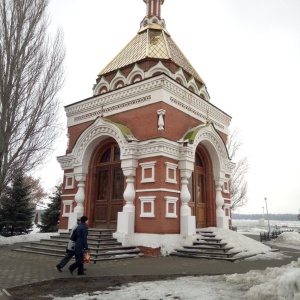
[{"left": 74, "top": 223, "right": 88, "bottom": 254}]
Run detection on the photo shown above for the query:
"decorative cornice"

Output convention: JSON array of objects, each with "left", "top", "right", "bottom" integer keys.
[
  {"left": 65, "top": 75, "right": 231, "bottom": 134},
  {"left": 74, "top": 95, "right": 151, "bottom": 122},
  {"left": 65, "top": 78, "right": 163, "bottom": 117}
]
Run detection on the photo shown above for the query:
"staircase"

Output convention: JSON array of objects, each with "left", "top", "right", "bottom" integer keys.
[
  {"left": 170, "top": 230, "right": 241, "bottom": 262},
  {"left": 12, "top": 229, "right": 143, "bottom": 263}
]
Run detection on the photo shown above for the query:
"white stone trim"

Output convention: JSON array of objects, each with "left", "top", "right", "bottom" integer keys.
[
  {"left": 223, "top": 200, "right": 231, "bottom": 218},
  {"left": 64, "top": 173, "right": 75, "bottom": 189},
  {"left": 62, "top": 200, "right": 74, "bottom": 217},
  {"left": 61, "top": 194, "right": 76, "bottom": 197},
  {"left": 136, "top": 188, "right": 180, "bottom": 193},
  {"left": 140, "top": 161, "right": 156, "bottom": 183},
  {"left": 223, "top": 180, "right": 230, "bottom": 193},
  {"left": 139, "top": 196, "right": 156, "bottom": 217},
  {"left": 165, "top": 162, "right": 178, "bottom": 184},
  {"left": 164, "top": 196, "right": 178, "bottom": 218}
]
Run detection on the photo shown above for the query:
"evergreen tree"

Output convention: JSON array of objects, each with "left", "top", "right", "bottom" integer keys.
[
  {"left": 0, "top": 171, "right": 35, "bottom": 237},
  {"left": 38, "top": 184, "right": 62, "bottom": 232}
]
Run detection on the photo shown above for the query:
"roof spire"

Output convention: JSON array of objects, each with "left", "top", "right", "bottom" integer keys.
[{"left": 143, "top": 0, "right": 164, "bottom": 19}]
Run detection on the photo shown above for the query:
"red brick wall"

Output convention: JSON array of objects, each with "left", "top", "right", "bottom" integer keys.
[
  {"left": 109, "top": 102, "right": 202, "bottom": 142},
  {"left": 67, "top": 121, "right": 93, "bottom": 154}
]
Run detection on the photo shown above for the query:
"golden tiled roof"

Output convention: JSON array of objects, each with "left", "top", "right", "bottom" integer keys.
[{"left": 98, "top": 26, "right": 204, "bottom": 83}]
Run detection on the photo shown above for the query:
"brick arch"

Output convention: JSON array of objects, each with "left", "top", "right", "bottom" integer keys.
[{"left": 71, "top": 118, "right": 129, "bottom": 174}]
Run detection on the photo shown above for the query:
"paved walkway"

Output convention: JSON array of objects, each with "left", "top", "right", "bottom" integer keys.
[{"left": 0, "top": 242, "right": 299, "bottom": 298}]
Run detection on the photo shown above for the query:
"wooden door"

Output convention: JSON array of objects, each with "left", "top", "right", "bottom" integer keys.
[
  {"left": 195, "top": 169, "right": 206, "bottom": 228},
  {"left": 93, "top": 144, "right": 124, "bottom": 228},
  {"left": 188, "top": 154, "right": 207, "bottom": 228}
]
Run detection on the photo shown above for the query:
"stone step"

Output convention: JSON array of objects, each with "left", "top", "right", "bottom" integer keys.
[
  {"left": 12, "top": 228, "right": 142, "bottom": 263},
  {"left": 196, "top": 230, "right": 214, "bottom": 234},
  {"left": 13, "top": 248, "right": 143, "bottom": 262},
  {"left": 183, "top": 245, "right": 234, "bottom": 253},
  {"left": 193, "top": 241, "right": 227, "bottom": 248},
  {"left": 174, "top": 248, "right": 239, "bottom": 258},
  {"left": 169, "top": 251, "right": 238, "bottom": 262},
  {"left": 197, "top": 237, "right": 223, "bottom": 243}
]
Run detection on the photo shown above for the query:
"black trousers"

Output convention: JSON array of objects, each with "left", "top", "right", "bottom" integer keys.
[
  {"left": 69, "top": 252, "right": 84, "bottom": 275},
  {"left": 57, "top": 250, "right": 75, "bottom": 269}
]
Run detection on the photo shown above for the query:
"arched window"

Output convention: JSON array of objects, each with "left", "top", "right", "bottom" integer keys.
[
  {"left": 195, "top": 154, "right": 203, "bottom": 167},
  {"left": 188, "top": 86, "right": 195, "bottom": 93},
  {"left": 99, "top": 144, "right": 121, "bottom": 164},
  {"left": 132, "top": 74, "right": 142, "bottom": 83},
  {"left": 176, "top": 77, "right": 183, "bottom": 84},
  {"left": 100, "top": 86, "right": 108, "bottom": 94},
  {"left": 114, "top": 80, "right": 124, "bottom": 89}
]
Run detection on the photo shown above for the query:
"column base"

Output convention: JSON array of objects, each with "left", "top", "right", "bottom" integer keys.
[
  {"left": 117, "top": 211, "right": 134, "bottom": 234},
  {"left": 180, "top": 215, "right": 196, "bottom": 236},
  {"left": 217, "top": 216, "right": 229, "bottom": 229},
  {"left": 68, "top": 212, "right": 81, "bottom": 229}
]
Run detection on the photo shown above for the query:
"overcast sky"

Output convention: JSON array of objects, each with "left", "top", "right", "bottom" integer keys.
[{"left": 42, "top": 0, "right": 300, "bottom": 215}]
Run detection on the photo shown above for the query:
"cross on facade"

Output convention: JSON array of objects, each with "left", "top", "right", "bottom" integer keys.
[{"left": 143, "top": 0, "right": 164, "bottom": 19}]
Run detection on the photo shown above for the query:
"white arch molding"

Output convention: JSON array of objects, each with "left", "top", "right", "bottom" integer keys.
[
  {"left": 191, "top": 123, "right": 232, "bottom": 229},
  {"left": 60, "top": 117, "right": 138, "bottom": 230}
]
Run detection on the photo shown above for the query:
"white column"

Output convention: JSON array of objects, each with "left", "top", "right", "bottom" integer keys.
[
  {"left": 157, "top": 109, "right": 166, "bottom": 130},
  {"left": 123, "top": 176, "right": 135, "bottom": 213},
  {"left": 215, "top": 179, "right": 228, "bottom": 229},
  {"left": 117, "top": 159, "right": 138, "bottom": 235},
  {"left": 67, "top": 173, "right": 86, "bottom": 229},
  {"left": 74, "top": 173, "right": 86, "bottom": 215},
  {"left": 178, "top": 161, "right": 196, "bottom": 236}
]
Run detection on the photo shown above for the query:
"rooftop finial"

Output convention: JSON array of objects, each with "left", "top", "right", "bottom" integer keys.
[{"left": 143, "top": 0, "right": 164, "bottom": 19}]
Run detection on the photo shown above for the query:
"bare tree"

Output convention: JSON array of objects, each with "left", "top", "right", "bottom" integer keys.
[
  {"left": 23, "top": 175, "right": 48, "bottom": 208},
  {"left": 0, "top": 0, "right": 65, "bottom": 194},
  {"left": 227, "top": 128, "right": 249, "bottom": 210}
]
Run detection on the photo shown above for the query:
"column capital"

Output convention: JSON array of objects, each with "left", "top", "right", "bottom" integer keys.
[{"left": 75, "top": 173, "right": 87, "bottom": 182}]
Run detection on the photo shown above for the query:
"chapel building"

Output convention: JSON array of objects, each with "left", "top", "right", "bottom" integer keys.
[{"left": 57, "top": 0, "right": 235, "bottom": 255}]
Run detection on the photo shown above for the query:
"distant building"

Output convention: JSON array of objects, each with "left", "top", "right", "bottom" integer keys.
[{"left": 57, "top": 0, "right": 234, "bottom": 255}]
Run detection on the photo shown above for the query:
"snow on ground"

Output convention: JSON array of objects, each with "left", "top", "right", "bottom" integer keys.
[
  {"left": 1, "top": 226, "right": 300, "bottom": 299},
  {"left": 49, "top": 259, "right": 300, "bottom": 300},
  {"left": 206, "top": 227, "right": 272, "bottom": 258},
  {"left": 0, "top": 225, "right": 58, "bottom": 245}
]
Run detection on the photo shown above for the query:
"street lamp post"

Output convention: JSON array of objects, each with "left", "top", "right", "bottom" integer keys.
[{"left": 264, "top": 197, "right": 271, "bottom": 232}]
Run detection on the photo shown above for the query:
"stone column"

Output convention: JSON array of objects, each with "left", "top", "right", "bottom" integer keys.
[
  {"left": 215, "top": 179, "right": 228, "bottom": 229},
  {"left": 117, "top": 159, "right": 138, "bottom": 235},
  {"left": 178, "top": 161, "right": 196, "bottom": 236},
  {"left": 67, "top": 173, "right": 87, "bottom": 229},
  {"left": 157, "top": 109, "right": 166, "bottom": 130}
]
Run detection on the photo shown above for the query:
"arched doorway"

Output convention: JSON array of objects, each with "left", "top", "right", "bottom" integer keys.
[
  {"left": 188, "top": 144, "right": 215, "bottom": 228},
  {"left": 93, "top": 142, "right": 124, "bottom": 228}
]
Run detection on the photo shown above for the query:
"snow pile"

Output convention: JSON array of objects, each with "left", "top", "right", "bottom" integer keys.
[
  {"left": 0, "top": 232, "right": 58, "bottom": 245},
  {"left": 226, "top": 258, "right": 300, "bottom": 299},
  {"left": 265, "top": 231, "right": 300, "bottom": 251},
  {"left": 49, "top": 259, "right": 300, "bottom": 300},
  {"left": 273, "top": 231, "right": 300, "bottom": 245},
  {"left": 209, "top": 227, "right": 272, "bottom": 258}
]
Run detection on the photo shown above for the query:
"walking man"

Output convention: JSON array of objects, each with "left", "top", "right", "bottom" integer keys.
[
  {"left": 56, "top": 218, "right": 80, "bottom": 272},
  {"left": 69, "top": 215, "right": 89, "bottom": 276}
]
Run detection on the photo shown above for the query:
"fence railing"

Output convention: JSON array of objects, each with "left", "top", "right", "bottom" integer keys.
[{"left": 260, "top": 229, "right": 294, "bottom": 242}]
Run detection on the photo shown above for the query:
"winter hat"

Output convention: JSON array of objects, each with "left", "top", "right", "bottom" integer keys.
[{"left": 80, "top": 216, "right": 88, "bottom": 223}]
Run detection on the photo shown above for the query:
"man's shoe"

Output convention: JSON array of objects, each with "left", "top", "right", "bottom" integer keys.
[
  {"left": 56, "top": 265, "right": 62, "bottom": 273},
  {"left": 78, "top": 273, "right": 87, "bottom": 276},
  {"left": 68, "top": 267, "right": 74, "bottom": 275}
]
